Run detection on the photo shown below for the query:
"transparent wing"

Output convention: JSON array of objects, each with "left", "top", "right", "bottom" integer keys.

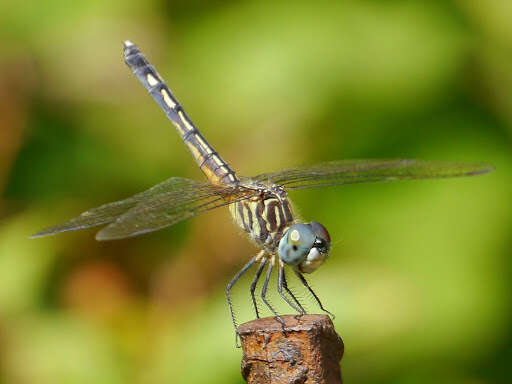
[
  {"left": 31, "top": 177, "right": 256, "bottom": 240},
  {"left": 95, "top": 183, "right": 255, "bottom": 241},
  {"left": 253, "top": 159, "right": 494, "bottom": 190}
]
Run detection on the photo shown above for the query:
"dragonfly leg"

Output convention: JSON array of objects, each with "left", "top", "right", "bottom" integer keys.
[
  {"left": 250, "top": 257, "right": 267, "bottom": 318},
  {"left": 278, "top": 260, "right": 306, "bottom": 315},
  {"left": 226, "top": 253, "right": 261, "bottom": 334},
  {"left": 294, "top": 270, "right": 335, "bottom": 319},
  {"left": 261, "top": 255, "right": 284, "bottom": 328}
]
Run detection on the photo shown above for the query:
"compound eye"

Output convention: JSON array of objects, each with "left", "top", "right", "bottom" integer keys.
[
  {"left": 278, "top": 224, "right": 316, "bottom": 266},
  {"left": 310, "top": 222, "right": 330, "bottom": 253}
]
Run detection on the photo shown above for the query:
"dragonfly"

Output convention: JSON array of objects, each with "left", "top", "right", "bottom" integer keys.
[{"left": 32, "top": 41, "right": 493, "bottom": 332}]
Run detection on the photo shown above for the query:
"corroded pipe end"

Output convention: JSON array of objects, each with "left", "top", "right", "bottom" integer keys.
[{"left": 238, "top": 315, "right": 343, "bottom": 384}]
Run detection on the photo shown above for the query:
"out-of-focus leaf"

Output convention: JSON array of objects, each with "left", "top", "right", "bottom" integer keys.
[
  {"left": 0, "top": 213, "right": 57, "bottom": 314},
  {"left": 4, "top": 314, "right": 126, "bottom": 384}
]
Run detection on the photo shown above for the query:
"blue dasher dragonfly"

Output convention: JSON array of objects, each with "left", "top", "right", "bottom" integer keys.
[{"left": 32, "top": 41, "right": 493, "bottom": 331}]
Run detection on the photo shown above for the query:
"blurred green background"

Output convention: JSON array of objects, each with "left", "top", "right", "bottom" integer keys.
[{"left": 0, "top": 0, "right": 510, "bottom": 383}]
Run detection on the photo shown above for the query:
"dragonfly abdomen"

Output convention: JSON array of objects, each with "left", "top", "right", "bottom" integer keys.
[
  {"left": 230, "top": 196, "right": 294, "bottom": 252},
  {"left": 123, "top": 41, "right": 238, "bottom": 186}
]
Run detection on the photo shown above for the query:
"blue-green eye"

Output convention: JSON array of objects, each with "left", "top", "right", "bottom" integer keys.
[
  {"left": 278, "top": 224, "right": 315, "bottom": 266},
  {"left": 278, "top": 222, "right": 331, "bottom": 273}
]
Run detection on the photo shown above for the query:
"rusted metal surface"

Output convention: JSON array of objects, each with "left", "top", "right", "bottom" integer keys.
[{"left": 238, "top": 314, "right": 343, "bottom": 384}]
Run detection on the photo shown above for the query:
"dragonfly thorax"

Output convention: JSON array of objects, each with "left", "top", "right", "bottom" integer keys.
[{"left": 229, "top": 182, "right": 294, "bottom": 253}]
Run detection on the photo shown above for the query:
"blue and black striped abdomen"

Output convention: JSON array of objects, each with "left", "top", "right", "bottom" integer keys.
[
  {"left": 123, "top": 41, "right": 237, "bottom": 186},
  {"left": 229, "top": 196, "right": 295, "bottom": 253}
]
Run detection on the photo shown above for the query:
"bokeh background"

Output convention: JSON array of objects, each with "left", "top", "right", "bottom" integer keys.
[{"left": 0, "top": 1, "right": 511, "bottom": 383}]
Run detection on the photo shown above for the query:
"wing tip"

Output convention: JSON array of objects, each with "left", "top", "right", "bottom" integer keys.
[
  {"left": 29, "top": 226, "right": 67, "bottom": 239},
  {"left": 28, "top": 231, "right": 48, "bottom": 239},
  {"left": 30, "top": 222, "right": 105, "bottom": 240},
  {"left": 30, "top": 226, "right": 118, "bottom": 241},
  {"left": 478, "top": 163, "right": 495, "bottom": 175},
  {"left": 29, "top": 227, "right": 73, "bottom": 239},
  {"left": 463, "top": 163, "right": 495, "bottom": 177}
]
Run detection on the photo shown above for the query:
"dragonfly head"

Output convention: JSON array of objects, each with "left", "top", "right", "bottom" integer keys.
[{"left": 278, "top": 222, "right": 330, "bottom": 273}]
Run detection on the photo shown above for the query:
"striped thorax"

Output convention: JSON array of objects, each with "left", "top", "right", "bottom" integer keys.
[{"left": 229, "top": 180, "right": 295, "bottom": 253}]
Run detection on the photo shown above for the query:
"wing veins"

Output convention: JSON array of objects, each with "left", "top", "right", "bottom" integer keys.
[
  {"left": 30, "top": 177, "right": 254, "bottom": 238},
  {"left": 253, "top": 159, "right": 493, "bottom": 190},
  {"left": 95, "top": 187, "right": 256, "bottom": 240}
]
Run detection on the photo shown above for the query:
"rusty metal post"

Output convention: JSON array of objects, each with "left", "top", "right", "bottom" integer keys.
[{"left": 238, "top": 314, "right": 344, "bottom": 384}]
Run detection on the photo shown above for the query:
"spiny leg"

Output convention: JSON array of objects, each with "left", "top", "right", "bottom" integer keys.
[
  {"left": 250, "top": 257, "right": 267, "bottom": 318},
  {"left": 294, "top": 270, "right": 335, "bottom": 319},
  {"left": 226, "top": 254, "right": 260, "bottom": 332},
  {"left": 282, "top": 268, "right": 307, "bottom": 316},
  {"left": 278, "top": 260, "right": 306, "bottom": 315},
  {"left": 261, "top": 256, "right": 284, "bottom": 326}
]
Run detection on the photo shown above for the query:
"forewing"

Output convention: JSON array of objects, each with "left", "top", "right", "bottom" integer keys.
[
  {"left": 253, "top": 159, "right": 494, "bottom": 190},
  {"left": 30, "top": 177, "right": 250, "bottom": 239},
  {"left": 95, "top": 184, "right": 254, "bottom": 240}
]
